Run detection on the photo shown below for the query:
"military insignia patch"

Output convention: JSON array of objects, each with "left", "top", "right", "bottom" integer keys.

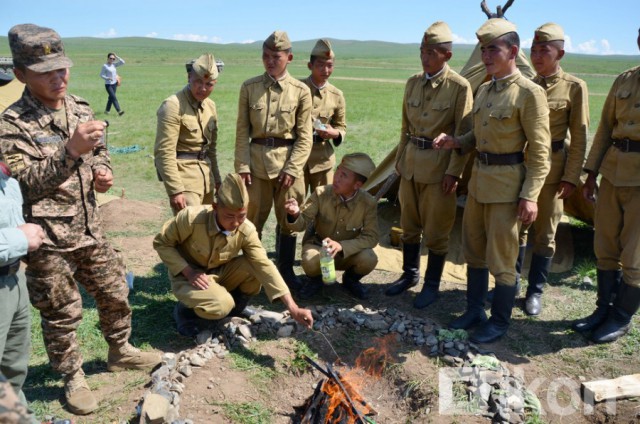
[
  {"left": 5, "top": 153, "right": 26, "bottom": 173},
  {"left": 44, "top": 44, "right": 51, "bottom": 55},
  {"left": 35, "top": 135, "right": 63, "bottom": 144}
]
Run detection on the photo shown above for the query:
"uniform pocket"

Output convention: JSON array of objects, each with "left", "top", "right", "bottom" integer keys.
[
  {"left": 431, "top": 101, "right": 450, "bottom": 112},
  {"left": 489, "top": 107, "right": 514, "bottom": 120},
  {"left": 548, "top": 100, "right": 568, "bottom": 111},
  {"left": 181, "top": 115, "right": 200, "bottom": 133}
]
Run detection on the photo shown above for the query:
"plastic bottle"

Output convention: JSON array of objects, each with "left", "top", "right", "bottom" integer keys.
[{"left": 320, "top": 240, "right": 336, "bottom": 285}]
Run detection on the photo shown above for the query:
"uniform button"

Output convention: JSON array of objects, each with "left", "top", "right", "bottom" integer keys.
[
  {"left": 423, "top": 113, "right": 428, "bottom": 117},
  {"left": 426, "top": 97, "right": 431, "bottom": 101},
  {"left": 634, "top": 103, "right": 640, "bottom": 108},
  {"left": 482, "top": 139, "right": 487, "bottom": 144},
  {"left": 483, "top": 121, "right": 488, "bottom": 126},
  {"left": 487, "top": 103, "right": 492, "bottom": 108}
]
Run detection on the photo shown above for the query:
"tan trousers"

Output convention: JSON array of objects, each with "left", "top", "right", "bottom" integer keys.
[
  {"left": 594, "top": 178, "right": 640, "bottom": 287},
  {"left": 171, "top": 257, "right": 262, "bottom": 320},
  {"left": 301, "top": 243, "right": 378, "bottom": 277},
  {"left": 398, "top": 177, "right": 456, "bottom": 255},
  {"left": 519, "top": 183, "right": 563, "bottom": 257},
  {"left": 247, "top": 175, "right": 306, "bottom": 236},
  {"left": 304, "top": 168, "right": 334, "bottom": 194},
  {"left": 463, "top": 195, "right": 520, "bottom": 286}
]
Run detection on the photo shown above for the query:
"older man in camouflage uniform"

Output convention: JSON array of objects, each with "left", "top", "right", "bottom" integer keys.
[
  {"left": 434, "top": 19, "right": 550, "bottom": 343},
  {"left": 301, "top": 39, "right": 346, "bottom": 192},
  {"left": 0, "top": 24, "right": 161, "bottom": 415},
  {"left": 155, "top": 53, "right": 221, "bottom": 213},
  {"left": 234, "top": 30, "right": 313, "bottom": 290}
]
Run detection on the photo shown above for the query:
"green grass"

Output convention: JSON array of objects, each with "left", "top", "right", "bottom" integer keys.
[
  {"left": 287, "top": 340, "right": 318, "bottom": 375},
  {"left": 214, "top": 401, "right": 273, "bottom": 424}
]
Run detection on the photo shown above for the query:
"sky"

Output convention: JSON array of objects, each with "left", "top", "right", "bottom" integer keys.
[{"left": 2, "top": 0, "right": 639, "bottom": 55}]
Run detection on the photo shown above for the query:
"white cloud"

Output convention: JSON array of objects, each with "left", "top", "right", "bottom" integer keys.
[
  {"left": 96, "top": 28, "right": 117, "bottom": 38},
  {"left": 575, "top": 38, "right": 620, "bottom": 55},
  {"left": 521, "top": 37, "right": 533, "bottom": 49},
  {"left": 145, "top": 32, "right": 158, "bottom": 38},
  {"left": 241, "top": 39, "right": 256, "bottom": 44},
  {"left": 564, "top": 34, "right": 574, "bottom": 53},
  {"left": 171, "top": 34, "right": 224, "bottom": 43},
  {"left": 452, "top": 33, "right": 475, "bottom": 45}
]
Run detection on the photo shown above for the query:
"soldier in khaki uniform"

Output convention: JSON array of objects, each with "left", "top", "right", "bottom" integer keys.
[
  {"left": 0, "top": 24, "right": 161, "bottom": 415},
  {"left": 384, "top": 22, "right": 473, "bottom": 310},
  {"left": 155, "top": 54, "right": 221, "bottom": 213},
  {"left": 284, "top": 153, "right": 378, "bottom": 299},
  {"left": 153, "top": 173, "right": 313, "bottom": 337},
  {"left": 573, "top": 28, "right": 640, "bottom": 344},
  {"left": 302, "top": 39, "right": 346, "bottom": 192},
  {"left": 234, "top": 30, "right": 313, "bottom": 290},
  {"left": 434, "top": 19, "right": 550, "bottom": 343},
  {"left": 519, "top": 23, "right": 589, "bottom": 316}
]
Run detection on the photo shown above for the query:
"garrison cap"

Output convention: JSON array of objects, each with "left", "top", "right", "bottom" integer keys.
[
  {"left": 533, "top": 23, "right": 565, "bottom": 44},
  {"left": 188, "top": 53, "right": 218, "bottom": 80},
  {"left": 263, "top": 30, "right": 292, "bottom": 51},
  {"left": 476, "top": 18, "right": 518, "bottom": 46},
  {"left": 8, "top": 24, "right": 73, "bottom": 72},
  {"left": 217, "top": 173, "right": 249, "bottom": 210},
  {"left": 340, "top": 153, "right": 376, "bottom": 180},
  {"left": 311, "top": 39, "right": 334, "bottom": 59},
  {"left": 422, "top": 21, "right": 453, "bottom": 46}
]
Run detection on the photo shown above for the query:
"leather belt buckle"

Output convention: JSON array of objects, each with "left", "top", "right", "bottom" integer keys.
[
  {"left": 477, "top": 151, "right": 490, "bottom": 165},
  {"left": 197, "top": 149, "right": 207, "bottom": 160},
  {"left": 613, "top": 138, "right": 630, "bottom": 152},
  {"left": 264, "top": 137, "right": 276, "bottom": 148}
]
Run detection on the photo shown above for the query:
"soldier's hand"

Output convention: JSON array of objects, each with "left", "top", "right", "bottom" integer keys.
[
  {"left": 93, "top": 167, "right": 114, "bottom": 193},
  {"left": 583, "top": 173, "right": 598, "bottom": 203},
  {"left": 323, "top": 238, "right": 343, "bottom": 259},
  {"left": 239, "top": 172, "right": 252, "bottom": 186},
  {"left": 67, "top": 121, "right": 108, "bottom": 159},
  {"left": 433, "top": 133, "right": 460, "bottom": 150},
  {"left": 517, "top": 199, "right": 538, "bottom": 225},
  {"left": 18, "top": 223, "right": 45, "bottom": 251},
  {"left": 182, "top": 266, "right": 209, "bottom": 290},
  {"left": 278, "top": 172, "right": 294, "bottom": 189},
  {"left": 291, "top": 307, "right": 314, "bottom": 329},
  {"left": 557, "top": 181, "right": 576, "bottom": 199},
  {"left": 316, "top": 125, "right": 339, "bottom": 140},
  {"left": 284, "top": 198, "right": 300, "bottom": 217},
  {"left": 442, "top": 175, "right": 459, "bottom": 195},
  {"left": 170, "top": 193, "right": 188, "bottom": 212}
]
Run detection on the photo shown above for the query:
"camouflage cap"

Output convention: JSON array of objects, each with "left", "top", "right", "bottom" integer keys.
[
  {"left": 533, "top": 23, "right": 565, "bottom": 44},
  {"left": 263, "top": 30, "right": 292, "bottom": 51},
  {"left": 476, "top": 18, "right": 517, "bottom": 46},
  {"left": 188, "top": 53, "right": 219, "bottom": 80},
  {"left": 422, "top": 21, "right": 453, "bottom": 46},
  {"left": 8, "top": 24, "right": 73, "bottom": 72},
  {"left": 217, "top": 173, "right": 249, "bottom": 210},
  {"left": 311, "top": 39, "right": 334, "bottom": 59},
  {"left": 340, "top": 153, "right": 376, "bottom": 180}
]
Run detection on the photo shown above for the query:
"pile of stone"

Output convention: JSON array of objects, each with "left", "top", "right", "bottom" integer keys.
[{"left": 137, "top": 304, "right": 539, "bottom": 424}]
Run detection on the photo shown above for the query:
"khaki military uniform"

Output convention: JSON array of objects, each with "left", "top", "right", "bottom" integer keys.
[
  {"left": 285, "top": 185, "right": 378, "bottom": 276},
  {"left": 301, "top": 76, "right": 346, "bottom": 191},
  {"left": 396, "top": 64, "right": 473, "bottom": 254},
  {"left": 459, "top": 71, "right": 551, "bottom": 285},
  {"left": 155, "top": 86, "right": 220, "bottom": 207},
  {"left": 153, "top": 205, "right": 290, "bottom": 319},
  {"left": 585, "top": 65, "right": 640, "bottom": 288},
  {"left": 0, "top": 91, "right": 131, "bottom": 375},
  {"left": 234, "top": 73, "right": 313, "bottom": 235},
  {"left": 521, "top": 69, "right": 589, "bottom": 256}
]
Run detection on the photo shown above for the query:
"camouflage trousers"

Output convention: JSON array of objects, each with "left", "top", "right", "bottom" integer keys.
[
  {"left": 0, "top": 373, "right": 31, "bottom": 424},
  {"left": 25, "top": 241, "right": 131, "bottom": 375}
]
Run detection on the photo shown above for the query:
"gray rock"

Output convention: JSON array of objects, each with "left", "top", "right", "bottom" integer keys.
[
  {"left": 238, "top": 324, "right": 253, "bottom": 340},
  {"left": 162, "top": 353, "right": 177, "bottom": 369},
  {"left": 478, "top": 382, "right": 492, "bottom": 402},
  {"left": 365, "top": 319, "right": 388, "bottom": 331},
  {"left": 277, "top": 325, "right": 294, "bottom": 337},
  {"left": 353, "top": 304, "right": 364, "bottom": 312},
  {"left": 397, "top": 322, "right": 406, "bottom": 333},
  {"left": 141, "top": 393, "right": 170, "bottom": 424},
  {"left": 426, "top": 335, "right": 438, "bottom": 346},
  {"left": 195, "top": 330, "right": 213, "bottom": 345},
  {"left": 506, "top": 394, "right": 524, "bottom": 411},
  {"left": 178, "top": 364, "right": 192, "bottom": 377},
  {"left": 189, "top": 355, "right": 205, "bottom": 367}
]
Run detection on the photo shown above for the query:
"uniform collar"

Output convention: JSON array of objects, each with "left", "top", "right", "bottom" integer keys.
[
  {"left": 263, "top": 72, "right": 289, "bottom": 89},
  {"left": 534, "top": 67, "right": 563, "bottom": 88},
  {"left": 20, "top": 88, "right": 73, "bottom": 137},
  {"left": 306, "top": 76, "right": 326, "bottom": 98},
  {"left": 331, "top": 186, "right": 360, "bottom": 209},
  {"left": 182, "top": 85, "right": 203, "bottom": 110},
  {"left": 489, "top": 69, "right": 521, "bottom": 92},
  {"left": 423, "top": 63, "right": 448, "bottom": 87}
]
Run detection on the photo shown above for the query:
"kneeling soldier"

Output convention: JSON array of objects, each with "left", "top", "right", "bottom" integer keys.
[
  {"left": 284, "top": 153, "right": 379, "bottom": 299},
  {"left": 154, "top": 173, "right": 313, "bottom": 337}
]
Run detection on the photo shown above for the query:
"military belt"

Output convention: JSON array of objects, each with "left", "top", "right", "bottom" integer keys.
[
  {"left": 551, "top": 139, "right": 565, "bottom": 152},
  {"left": 409, "top": 136, "right": 434, "bottom": 150},
  {"left": 251, "top": 137, "right": 294, "bottom": 147},
  {"left": 612, "top": 138, "right": 640, "bottom": 153},
  {"left": 313, "top": 135, "right": 327, "bottom": 143},
  {"left": 477, "top": 151, "right": 525, "bottom": 166},
  {"left": 0, "top": 260, "right": 20, "bottom": 278},
  {"left": 176, "top": 150, "right": 207, "bottom": 160}
]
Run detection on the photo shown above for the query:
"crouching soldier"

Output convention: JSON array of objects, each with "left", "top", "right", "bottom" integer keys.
[
  {"left": 284, "top": 153, "right": 378, "bottom": 300},
  {"left": 153, "top": 173, "right": 314, "bottom": 337}
]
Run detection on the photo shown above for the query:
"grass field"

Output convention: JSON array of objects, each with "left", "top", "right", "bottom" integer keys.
[{"left": 1, "top": 36, "right": 639, "bottom": 422}]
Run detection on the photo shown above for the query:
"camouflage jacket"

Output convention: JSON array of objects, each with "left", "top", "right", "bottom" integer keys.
[
  {"left": 0, "top": 89, "right": 109, "bottom": 251},
  {"left": 0, "top": 374, "right": 31, "bottom": 424}
]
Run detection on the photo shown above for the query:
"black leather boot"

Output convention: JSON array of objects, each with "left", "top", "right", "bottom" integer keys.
[
  {"left": 414, "top": 251, "right": 446, "bottom": 309},
  {"left": 385, "top": 243, "right": 421, "bottom": 296},
  {"left": 277, "top": 233, "right": 302, "bottom": 291},
  {"left": 471, "top": 283, "right": 518, "bottom": 344},
  {"left": 524, "top": 254, "right": 552, "bottom": 316},
  {"left": 487, "top": 244, "right": 525, "bottom": 303},
  {"left": 173, "top": 302, "right": 201, "bottom": 338},
  {"left": 572, "top": 269, "right": 620, "bottom": 332},
  {"left": 591, "top": 283, "right": 640, "bottom": 344},
  {"left": 450, "top": 268, "right": 489, "bottom": 329},
  {"left": 229, "top": 290, "right": 252, "bottom": 317},
  {"left": 342, "top": 270, "right": 370, "bottom": 300},
  {"left": 299, "top": 275, "right": 324, "bottom": 299}
]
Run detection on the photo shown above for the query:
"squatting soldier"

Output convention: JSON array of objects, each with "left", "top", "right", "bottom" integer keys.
[
  {"left": 0, "top": 24, "right": 161, "bottom": 415},
  {"left": 385, "top": 21, "right": 473, "bottom": 310},
  {"left": 284, "top": 153, "right": 378, "bottom": 300},
  {"left": 153, "top": 173, "right": 313, "bottom": 337},
  {"left": 434, "top": 19, "right": 550, "bottom": 343},
  {"left": 234, "top": 30, "right": 313, "bottom": 290},
  {"left": 574, "top": 27, "right": 640, "bottom": 344},
  {"left": 521, "top": 23, "right": 589, "bottom": 316},
  {"left": 155, "top": 53, "right": 221, "bottom": 213},
  {"left": 1, "top": 160, "right": 44, "bottom": 424},
  {"left": 301, "top": 39, "right": 346, "bottom": 192}
]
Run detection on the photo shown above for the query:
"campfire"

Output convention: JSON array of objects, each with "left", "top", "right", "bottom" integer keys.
[{"left": 295, "top": 335, "right": 395, "bottom": 424}]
